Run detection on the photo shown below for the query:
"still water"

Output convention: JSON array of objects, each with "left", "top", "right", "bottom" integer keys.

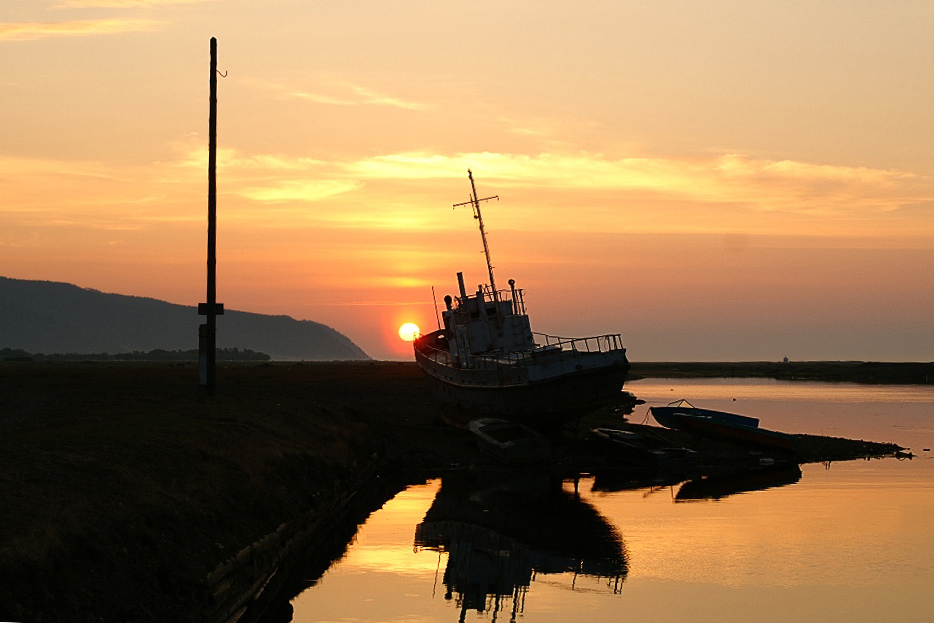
[{"left": 291, "top": 379, "right": 934, "bottom": 622}]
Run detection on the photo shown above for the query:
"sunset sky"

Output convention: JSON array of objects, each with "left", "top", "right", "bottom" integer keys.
[{"left": 3, "top": 1, "right": 934, "bottom": 360}]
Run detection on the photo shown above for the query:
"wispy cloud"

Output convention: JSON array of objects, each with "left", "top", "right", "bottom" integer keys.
[
  {"left": 166, "top": 144, "right": 929, "bottom": 218},
  {"left": 9, "top": 146, "right": 923, "bottom": 239},
  {"left": 288, "top": 84, "right": 431, "bottom": 111},
  {"left": 0, "top": 155, "right": 124, "bottom": 181},
  {"left": 0, "top": 155, "right": 195, "bottom": 230},
  {"left": 55, "top": 0, "right": 213, "bottom": 7},
  {"left": 0, "top": 18, "right": 162, "bottom": 41},
  {"left": 167, "top": 144, "right": 365, "bottom": 211},
  {"left": 340, "top": 151, "right": 924, "bottom": 215},
  {"left": 498, "top": 116, "right": 555, "bottom": 138},
  {"left": 349, "top": 85, "right": 431, "bottom": 111},
  {"left": 171, "top": 145, "right": 328, "bottom": 173},
  {"left": 239, "top": 179, "right": 363, "bottom": 203},
  {"left": 241, "top": 77, "right": 433, "bottom": 111},
  {"left": 155, "top": 145, "right": 934, "bottom": 237}
]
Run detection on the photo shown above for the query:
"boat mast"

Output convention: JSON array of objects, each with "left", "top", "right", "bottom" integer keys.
[{"left": 454, "top": 169, "right": 499, "bottom": 297}]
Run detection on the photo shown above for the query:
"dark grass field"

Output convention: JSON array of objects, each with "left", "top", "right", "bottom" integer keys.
[
  {"left": 0, "top": 361, "right": 906, "bottom": 622},
  {"left": 0, "top": 361, "right": 460, "bottom": 622}
]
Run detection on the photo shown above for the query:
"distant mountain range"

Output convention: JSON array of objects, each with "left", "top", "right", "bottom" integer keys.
[{"left": 0, "top": 276, "right": 369, "bottom": 361}]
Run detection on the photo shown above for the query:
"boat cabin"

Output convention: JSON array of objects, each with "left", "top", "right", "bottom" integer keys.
[{"left": 442, "top": 272, "right": 534, "bottom": 359}]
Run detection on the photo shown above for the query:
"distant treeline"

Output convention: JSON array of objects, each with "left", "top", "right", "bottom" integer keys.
[
  {"left": 628, "top": 361, "right": 934, "bottom": 385},
  {"left": 1, "top": 347, "right": 271, "bottom": 362}
]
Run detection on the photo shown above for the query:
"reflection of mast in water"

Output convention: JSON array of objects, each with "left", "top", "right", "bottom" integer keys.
[{"left": 414, "top": 471, "right": 628, "bottom": 620}]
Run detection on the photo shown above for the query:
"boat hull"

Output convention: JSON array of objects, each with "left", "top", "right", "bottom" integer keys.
[
  {"left": 650, "top": 405, "right": 759, "bottom": 429},
  {"left": 415, "top": 332, "right": 629, "bottom": 428}
]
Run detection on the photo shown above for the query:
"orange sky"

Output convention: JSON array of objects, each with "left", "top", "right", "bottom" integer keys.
[{"left": 3, "top": 1, "right": 934, "bottom": 360}]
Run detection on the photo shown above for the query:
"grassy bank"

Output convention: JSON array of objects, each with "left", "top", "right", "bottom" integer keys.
[{"left": 0, "top": 361, "right": 459, "bottom": 622}]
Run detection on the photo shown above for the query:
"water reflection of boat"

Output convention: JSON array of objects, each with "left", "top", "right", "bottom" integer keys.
[
  {"left": 590, "top": 468, "right": 694, "bottom": 494},
  {"left": 675, "top": 464, "right": 803, "bottom": 501},
  {"left": 650, "top": 399, "right": 796, "bottom": 452},
  {"left": 413, "top": 471, "right": 627, "bottom": 619}
]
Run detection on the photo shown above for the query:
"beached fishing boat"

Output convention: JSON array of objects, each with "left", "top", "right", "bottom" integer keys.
[
  {"left": 413, "top": 171, "right": 629, "bottom": 428},
  {"left": 650, "top": 399, "right": 796, "bottom": 452}
]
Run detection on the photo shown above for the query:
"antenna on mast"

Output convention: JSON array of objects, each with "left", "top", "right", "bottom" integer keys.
[{"left": 453, "top": 169, "right": 499, "bottom": 296}]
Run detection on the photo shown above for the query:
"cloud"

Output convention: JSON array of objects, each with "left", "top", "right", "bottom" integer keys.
[
  {"left": 288, "top": 84, "right": 431, "bottom": 111},
  {"left": 159, "top": 145, "right": 932, "bottom": 236},
  {"left": 0, "top": 155, "right": 195, "bottom": 231},
  {"left": 242, "top": 77, "right": 433, "bottom": 111},
  {"left": 344, "top": 152, "right": 467, "bottom": 180},
  {"left": 340, "top": 151, "right": 925, "bottom": 215},
  {"left": 170, "top": 145, "right": 328, "bottom": 173},
  {"left": 9, "top": 145, "right": 925, "bottom": 239},
  {"left": 54, "top": 0, "right": 213, "bottom": 7},
  {"left": 239, "top": 179, "right": 363, "bottom": 203},
  {"left": 348, "top": 85, "right": 431, "bottom": 111},
  {"left": 0, "top": 155, "right": 123, "bottom": 182},
  {"left": 0, "top": 19, "right": 163, "bottom": 41},
  {"left": 168, "top": 143, "right": 930, "bottom": 219}
]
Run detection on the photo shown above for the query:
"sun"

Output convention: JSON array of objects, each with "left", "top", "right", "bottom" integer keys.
[{"left": 398, "top": 322, "right": 420, "bottom": 342}]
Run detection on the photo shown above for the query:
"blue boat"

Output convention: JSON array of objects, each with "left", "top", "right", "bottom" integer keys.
[
  {"left": 650, "top": 399, "right": 759, "bottom": 429},
  {"left": 649, "top": 399, "right": 795, "bottom": 452}
]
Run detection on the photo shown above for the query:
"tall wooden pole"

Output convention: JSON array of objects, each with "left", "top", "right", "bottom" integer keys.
[
  {"left": 199, "top": 37, "right": 223, "bottom": 389},
  {"left": 208, "top": 36, "right": 217, "bottom": 317}
]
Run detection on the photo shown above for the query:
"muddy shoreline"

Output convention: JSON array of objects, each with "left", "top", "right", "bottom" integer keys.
[{"left": 0, "top": 361, "right": 904, "bottom": 622}]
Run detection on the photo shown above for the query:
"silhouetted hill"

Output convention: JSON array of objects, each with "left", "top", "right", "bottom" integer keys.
[{"left": 0, "top": 276, "right": 369, "bottom": 360}]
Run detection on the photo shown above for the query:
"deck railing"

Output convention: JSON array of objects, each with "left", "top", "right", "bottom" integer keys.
[
  {"left": 533, "top": 332, "right": 625, "bottom": 354},
  {"left": 416, "top": 332, "right": 625, "bottom": 371}
]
